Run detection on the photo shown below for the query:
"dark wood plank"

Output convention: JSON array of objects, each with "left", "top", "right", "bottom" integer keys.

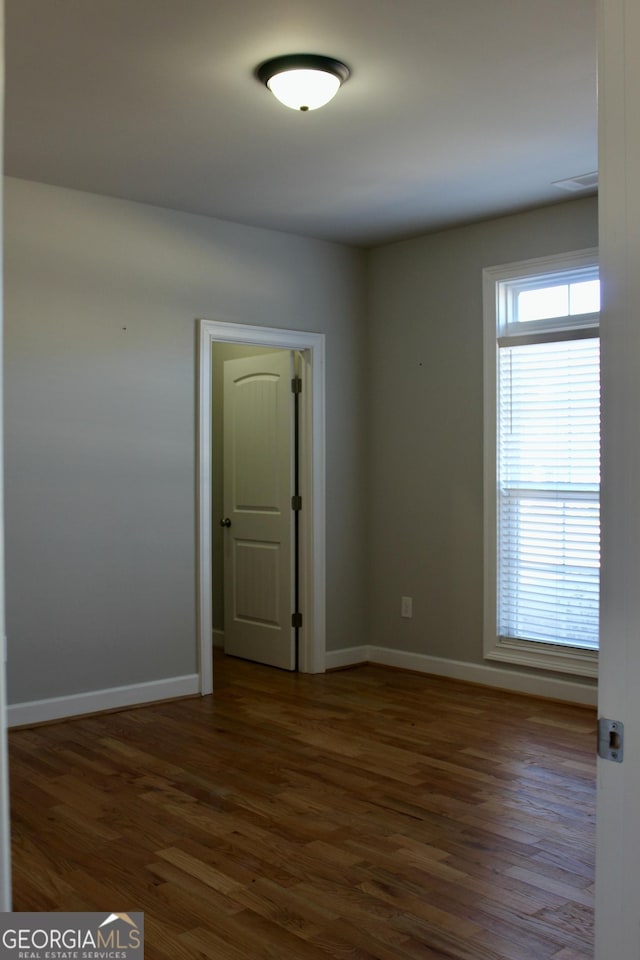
[{"left": 9, "top": 653, "right": 596, "bottom": 959}]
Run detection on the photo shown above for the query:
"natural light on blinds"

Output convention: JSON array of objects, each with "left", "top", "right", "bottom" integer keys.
[{"left": 498, "top": 337, "right": 600, "bottom": 649}]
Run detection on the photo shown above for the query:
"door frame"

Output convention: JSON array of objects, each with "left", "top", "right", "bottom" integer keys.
[{"left": 197, "top": 319, "right": 326, "bottom": 694}]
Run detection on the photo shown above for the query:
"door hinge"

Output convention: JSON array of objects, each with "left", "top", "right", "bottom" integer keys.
[
  {"left": 291, "top": 376, "right": 302, "bottom": 394},
  {"left": 291, "top": 612, "right": 303, "bottom": 629},
  {"left": 291, "top": 495, "right": 302, "bottom": 511},
  {"left": 598, "top": 718, "right": 624, "bottom": 762}
]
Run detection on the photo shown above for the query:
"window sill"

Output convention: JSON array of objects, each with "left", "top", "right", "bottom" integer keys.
[{"left": 485, "top": 636, "right": 598, "bottom": 678}]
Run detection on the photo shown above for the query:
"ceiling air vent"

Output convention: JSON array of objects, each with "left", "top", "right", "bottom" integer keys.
[{"left": 552, "top": 171, "right": 599, "bottom": 192}]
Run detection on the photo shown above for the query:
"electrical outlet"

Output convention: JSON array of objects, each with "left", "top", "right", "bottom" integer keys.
[{"left": 401, "top": 596, "right": 413, "bottom": 619}]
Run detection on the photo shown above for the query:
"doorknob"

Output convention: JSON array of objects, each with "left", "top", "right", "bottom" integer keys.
[{"left": 220, "top": 518, "right": 232, "bottom": 528}]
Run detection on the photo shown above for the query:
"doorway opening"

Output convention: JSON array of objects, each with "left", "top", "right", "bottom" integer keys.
[{"left": 197, "top": 320, "right": 326, "bottom": 695}]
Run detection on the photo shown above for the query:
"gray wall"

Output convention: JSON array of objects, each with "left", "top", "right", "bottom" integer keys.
[
  {"left": 4, "top": 176, "right": 367, "bottom": 702},
  {"left": 366, "top": 196, "right": 599, "bottom": 682},
  {"left": 3, "top": 176, "right": 599, "bottom": 706}
]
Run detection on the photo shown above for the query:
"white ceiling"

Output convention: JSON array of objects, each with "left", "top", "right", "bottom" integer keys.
[{"left": 5, "top": 0, "right": 597, "bottom": 247}]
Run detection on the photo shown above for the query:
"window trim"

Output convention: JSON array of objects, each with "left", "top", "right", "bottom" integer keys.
[{"left": 483, "top": 248, "right": 599, "bottom": 678}]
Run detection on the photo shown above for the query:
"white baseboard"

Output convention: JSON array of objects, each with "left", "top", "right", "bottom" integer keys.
[
  {"left": 7, "top": 674, "right": 200, "bottom": 728},
  {"left": 324, "top": 645, "right": 597, "bottom": 706},
  {"left": 325, "top": 646, "right": 370, "bottom": 670},
  {"left": 212, "top": 629, "right": 225, "bottom": 649}
]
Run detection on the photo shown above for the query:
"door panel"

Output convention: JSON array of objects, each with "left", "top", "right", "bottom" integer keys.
[
  {"left": 222, "top": 351, "right": 295, "bottom": 669},
  {"left": 234, "top": 540, "right": 280, "bottom": 626}
]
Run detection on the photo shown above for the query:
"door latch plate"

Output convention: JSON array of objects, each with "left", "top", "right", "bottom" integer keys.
[{"left": 598, "top": 718, "right": 624, "bottom": 762}]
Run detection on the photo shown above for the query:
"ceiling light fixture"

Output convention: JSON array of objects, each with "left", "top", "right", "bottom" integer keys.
[{"left": 256, "top": 54, "right": 350, "bottom": 112}]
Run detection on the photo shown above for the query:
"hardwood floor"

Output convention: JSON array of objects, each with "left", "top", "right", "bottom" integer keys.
[{"left": 9, "top": 655, "right": 596, "bottom": 959}]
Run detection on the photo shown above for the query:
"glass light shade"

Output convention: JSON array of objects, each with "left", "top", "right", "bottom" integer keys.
[{"left": 267, "top": 68, "right": 342, "bottom": 111}]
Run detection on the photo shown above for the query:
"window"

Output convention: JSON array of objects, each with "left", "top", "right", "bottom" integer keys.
[{"left": 483, "top": 250, "right": 599, "bottom": 677}]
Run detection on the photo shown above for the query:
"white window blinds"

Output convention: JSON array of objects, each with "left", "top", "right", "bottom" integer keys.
[{"left": 497, "top": 337, "right": 600, "bottom": 650}]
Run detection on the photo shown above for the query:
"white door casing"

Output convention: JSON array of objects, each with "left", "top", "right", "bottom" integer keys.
[
  {"left": 0, "top": 0, "right": 11, "bottom": 911},
  {"left": 595, "top": 0, "right": 640, "bottom": 957},
  {"left": 222, "top": 351, "right": 296, "bottom": 669},
  {"left": 197, "top": 320, "right": 326, "bottom": 694}
]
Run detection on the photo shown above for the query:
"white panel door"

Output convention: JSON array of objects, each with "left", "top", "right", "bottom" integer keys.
[
  {"left": 596, "top": 0, "right": 640, "bottom": 956},
  {"left": 222, "top": 351, "right": 295, "bottom": 670}
]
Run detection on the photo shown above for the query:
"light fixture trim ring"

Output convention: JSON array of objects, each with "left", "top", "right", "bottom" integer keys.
[{"left": 255, "top": 53, "right": 351, "bottom": 88}]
